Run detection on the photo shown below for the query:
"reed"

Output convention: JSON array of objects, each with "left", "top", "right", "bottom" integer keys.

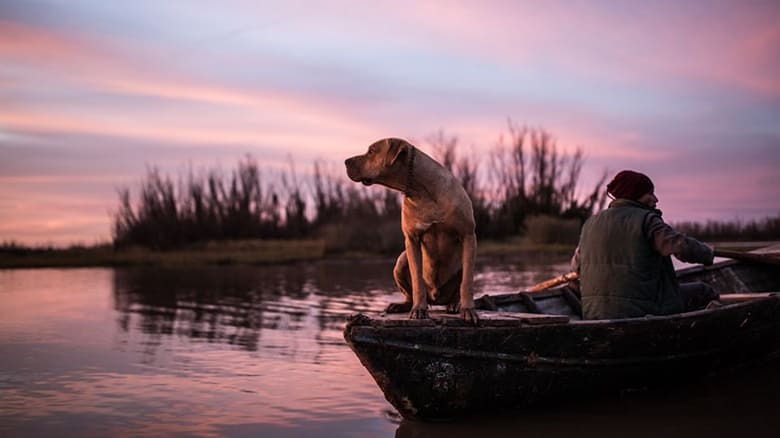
[
  {"left": 112, "top": 124, "right": 609, "bottom": 251},
  {"left": 674, "top": 216, "right": 780, "bottom": 242}
]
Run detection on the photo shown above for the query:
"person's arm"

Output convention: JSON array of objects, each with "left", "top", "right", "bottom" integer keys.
[{"left": 645, "top": 213, "right": 714, "bottom": 265}]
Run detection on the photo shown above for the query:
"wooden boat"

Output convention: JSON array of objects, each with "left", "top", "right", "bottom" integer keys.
[{"left": 344, "top": 254, "right": 780, "bottom": 421}]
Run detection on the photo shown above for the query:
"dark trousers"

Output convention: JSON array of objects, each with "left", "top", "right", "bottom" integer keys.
[{"left": 680, "top": 281, "right": 719, "bottom": 312}]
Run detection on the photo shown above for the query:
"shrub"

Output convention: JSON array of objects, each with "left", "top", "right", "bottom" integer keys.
[{"left": 524, "top": 215, "right": 581, "bottom": 245}]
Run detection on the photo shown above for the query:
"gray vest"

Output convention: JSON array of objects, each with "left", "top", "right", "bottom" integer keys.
[{"left": 579, "top": 200, "right": 682, "bottom": 319}]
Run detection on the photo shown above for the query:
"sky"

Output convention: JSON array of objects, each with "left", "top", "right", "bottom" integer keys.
[{"left": 1, "top": 0, "right": 779, "bottom": 246}]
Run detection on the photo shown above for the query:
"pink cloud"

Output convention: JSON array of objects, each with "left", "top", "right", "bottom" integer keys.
[
  {"left": 379, "top": 2, "right": 780, "bottom": 96},
  {"left": 1, "top": 3, "right": 776, "bottom": 247},
  {"left": 0, "top": 20, "right": 94, "bottom": 61},
  {"left": 0, "top": 20, "right": 381, "bottom": 156}
]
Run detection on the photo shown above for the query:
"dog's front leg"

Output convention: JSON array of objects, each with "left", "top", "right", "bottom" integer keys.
[
  {"left": 459, "top": 232, "right": 478, "bottom": 323},
  {"left": 405, "top": 235, "right": 428, "bottom": 319}
]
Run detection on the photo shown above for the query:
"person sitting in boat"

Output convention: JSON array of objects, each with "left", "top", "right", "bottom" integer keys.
[{"left": 571, "top": 170, "right": 718, "bottom": 319}]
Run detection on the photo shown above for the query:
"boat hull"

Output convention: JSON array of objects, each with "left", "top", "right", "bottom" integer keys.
[{"left": 344, "top": 262, "right": 780, "bottom": 420}]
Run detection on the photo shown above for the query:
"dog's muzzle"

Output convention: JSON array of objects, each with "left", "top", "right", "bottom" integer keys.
[{"left": 345, "top": 157, "right": 373, "bottom": 185}]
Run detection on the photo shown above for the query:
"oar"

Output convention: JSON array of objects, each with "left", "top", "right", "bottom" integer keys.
[
  {"left": 713, "top": 248, "right": 780, "bottom": 267},
  {"left": 529, "top": 272, "right": 579, "bottom": 292}
]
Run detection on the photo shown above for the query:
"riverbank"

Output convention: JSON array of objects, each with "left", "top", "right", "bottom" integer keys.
[
  {"left": 0, "top": 239, "right": 327, "bottom": 269},
  {"left": 0, "top": 238, "right": 579, "bottom": 269},
  {"left": 2, "top": 239, "right": 774, "bottom": 269}
]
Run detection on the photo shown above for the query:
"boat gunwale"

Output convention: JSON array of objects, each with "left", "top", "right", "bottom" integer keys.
[{"left": 346, "top": 293, "right": 780, "bottom": 329}]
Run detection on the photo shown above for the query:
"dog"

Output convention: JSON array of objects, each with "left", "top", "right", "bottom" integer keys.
[{"left": 345, "top": 138, "right": 478, "bottom": 322}]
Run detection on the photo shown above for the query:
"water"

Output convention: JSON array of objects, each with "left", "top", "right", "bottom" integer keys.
[{"left": 1, "top": 258, "right": 779, "bottom": 437}]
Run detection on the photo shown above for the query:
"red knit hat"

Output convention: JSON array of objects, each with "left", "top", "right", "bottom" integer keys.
[{"left": 606, "top": 170, "right": 654, "bottom": 201}]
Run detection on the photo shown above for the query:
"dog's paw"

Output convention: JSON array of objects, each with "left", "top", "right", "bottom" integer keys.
[
  {"left": 446, "top": 302, "right": 459, "bottom": 314},
  {"left": 460, "top": 306, "right": 479, "bottom": 324},
  {"left": 409, "top": 306, "right": 429, "bottom": 319}
]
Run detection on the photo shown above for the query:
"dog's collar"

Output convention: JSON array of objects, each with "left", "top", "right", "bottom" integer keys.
[{"left": 404, "top": 145, "right": 416, "bottom": 196}]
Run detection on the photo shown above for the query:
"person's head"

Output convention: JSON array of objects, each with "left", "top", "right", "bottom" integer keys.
[{"left": 606, "top": 170, "right": 657, "bottom": 208}]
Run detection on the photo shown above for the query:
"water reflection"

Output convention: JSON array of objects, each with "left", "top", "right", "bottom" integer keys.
[
  {"left": 111, "top": 258, "right": 570, "bottom": 360},
  {"left": 1, "top": 257, "right": 580, "bottom": 437},
  {"left": 111, "top": 260, "right": 400, "bottom": 361}
]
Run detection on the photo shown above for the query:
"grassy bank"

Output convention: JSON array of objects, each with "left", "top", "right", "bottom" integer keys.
[{"left": 0, "top": 239, "right": 327, "bottom": 269}]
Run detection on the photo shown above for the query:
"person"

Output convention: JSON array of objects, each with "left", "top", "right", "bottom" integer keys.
[{"left": 571, "top": 170, "right": 718, "bottom": 319}]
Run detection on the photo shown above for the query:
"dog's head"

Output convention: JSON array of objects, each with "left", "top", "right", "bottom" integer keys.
[{"left": 344, "top": 138, "right": 411, "bottom": 187}]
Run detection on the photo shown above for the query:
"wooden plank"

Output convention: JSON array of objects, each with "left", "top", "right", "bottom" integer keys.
[
  {"left": 487, "top": 312, "right": 570, "bottom": 325},
  {"left": 364, "top": 309, "right": 570, "bottom": 327},
  {"left": 373, "top": 318, "right": 437, "bottom": 327},
  {"left": 753, "top": 243, "right": 780, "bottom": 255},
  {"left": 434, "top": 312, "right": 570, "bottom": 327},
  {"left": 479, "top": 294, "right": 499, "bottom": 311},
  {"left": 718, "top": 293, "right": 777, "bottom": 304},
  {"left": 518, "top": 293, "right": 543, "bottom": 313}
]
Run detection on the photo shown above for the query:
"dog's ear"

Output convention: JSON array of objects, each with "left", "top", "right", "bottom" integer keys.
[{"left": 384, "top": 138, "right": 409, "bottom": 167}]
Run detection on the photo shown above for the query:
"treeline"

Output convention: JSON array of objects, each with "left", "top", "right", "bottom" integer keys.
[
  {"left": 113, "top": 159, "right": 308, "bottom": 249},
  {"left": 112, "top": 155, "right": 408, "bottom": 252},
  {"left": 674, "top": 216, "right": 780, "bottom": 242},
  {"left": 111, "top": 125, "right": 608, "bottom": 251},
  {"left": 428, "top": 126, "right": 607, "bottom": 239}
]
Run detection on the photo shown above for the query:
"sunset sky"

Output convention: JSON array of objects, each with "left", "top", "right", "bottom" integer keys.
[{"left": 2, "top": 0, "right": 779, "bottom": 246}]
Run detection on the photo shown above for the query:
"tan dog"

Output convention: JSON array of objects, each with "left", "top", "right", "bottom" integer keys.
[{"left": 345, "top": 138, "right": 478, "bottom": 322}]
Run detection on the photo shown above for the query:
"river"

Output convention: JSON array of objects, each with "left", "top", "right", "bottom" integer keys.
[{"left": 1, "top": 258, "right": 779, "bottom": 437}]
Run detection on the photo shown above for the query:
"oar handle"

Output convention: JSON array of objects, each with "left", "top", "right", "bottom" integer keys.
[
  {"left": 529, "top": 272, "right": 579, "bottom": 292},
  {"left": 713, "top": 249, "right": 780, "bottom": 267}
]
